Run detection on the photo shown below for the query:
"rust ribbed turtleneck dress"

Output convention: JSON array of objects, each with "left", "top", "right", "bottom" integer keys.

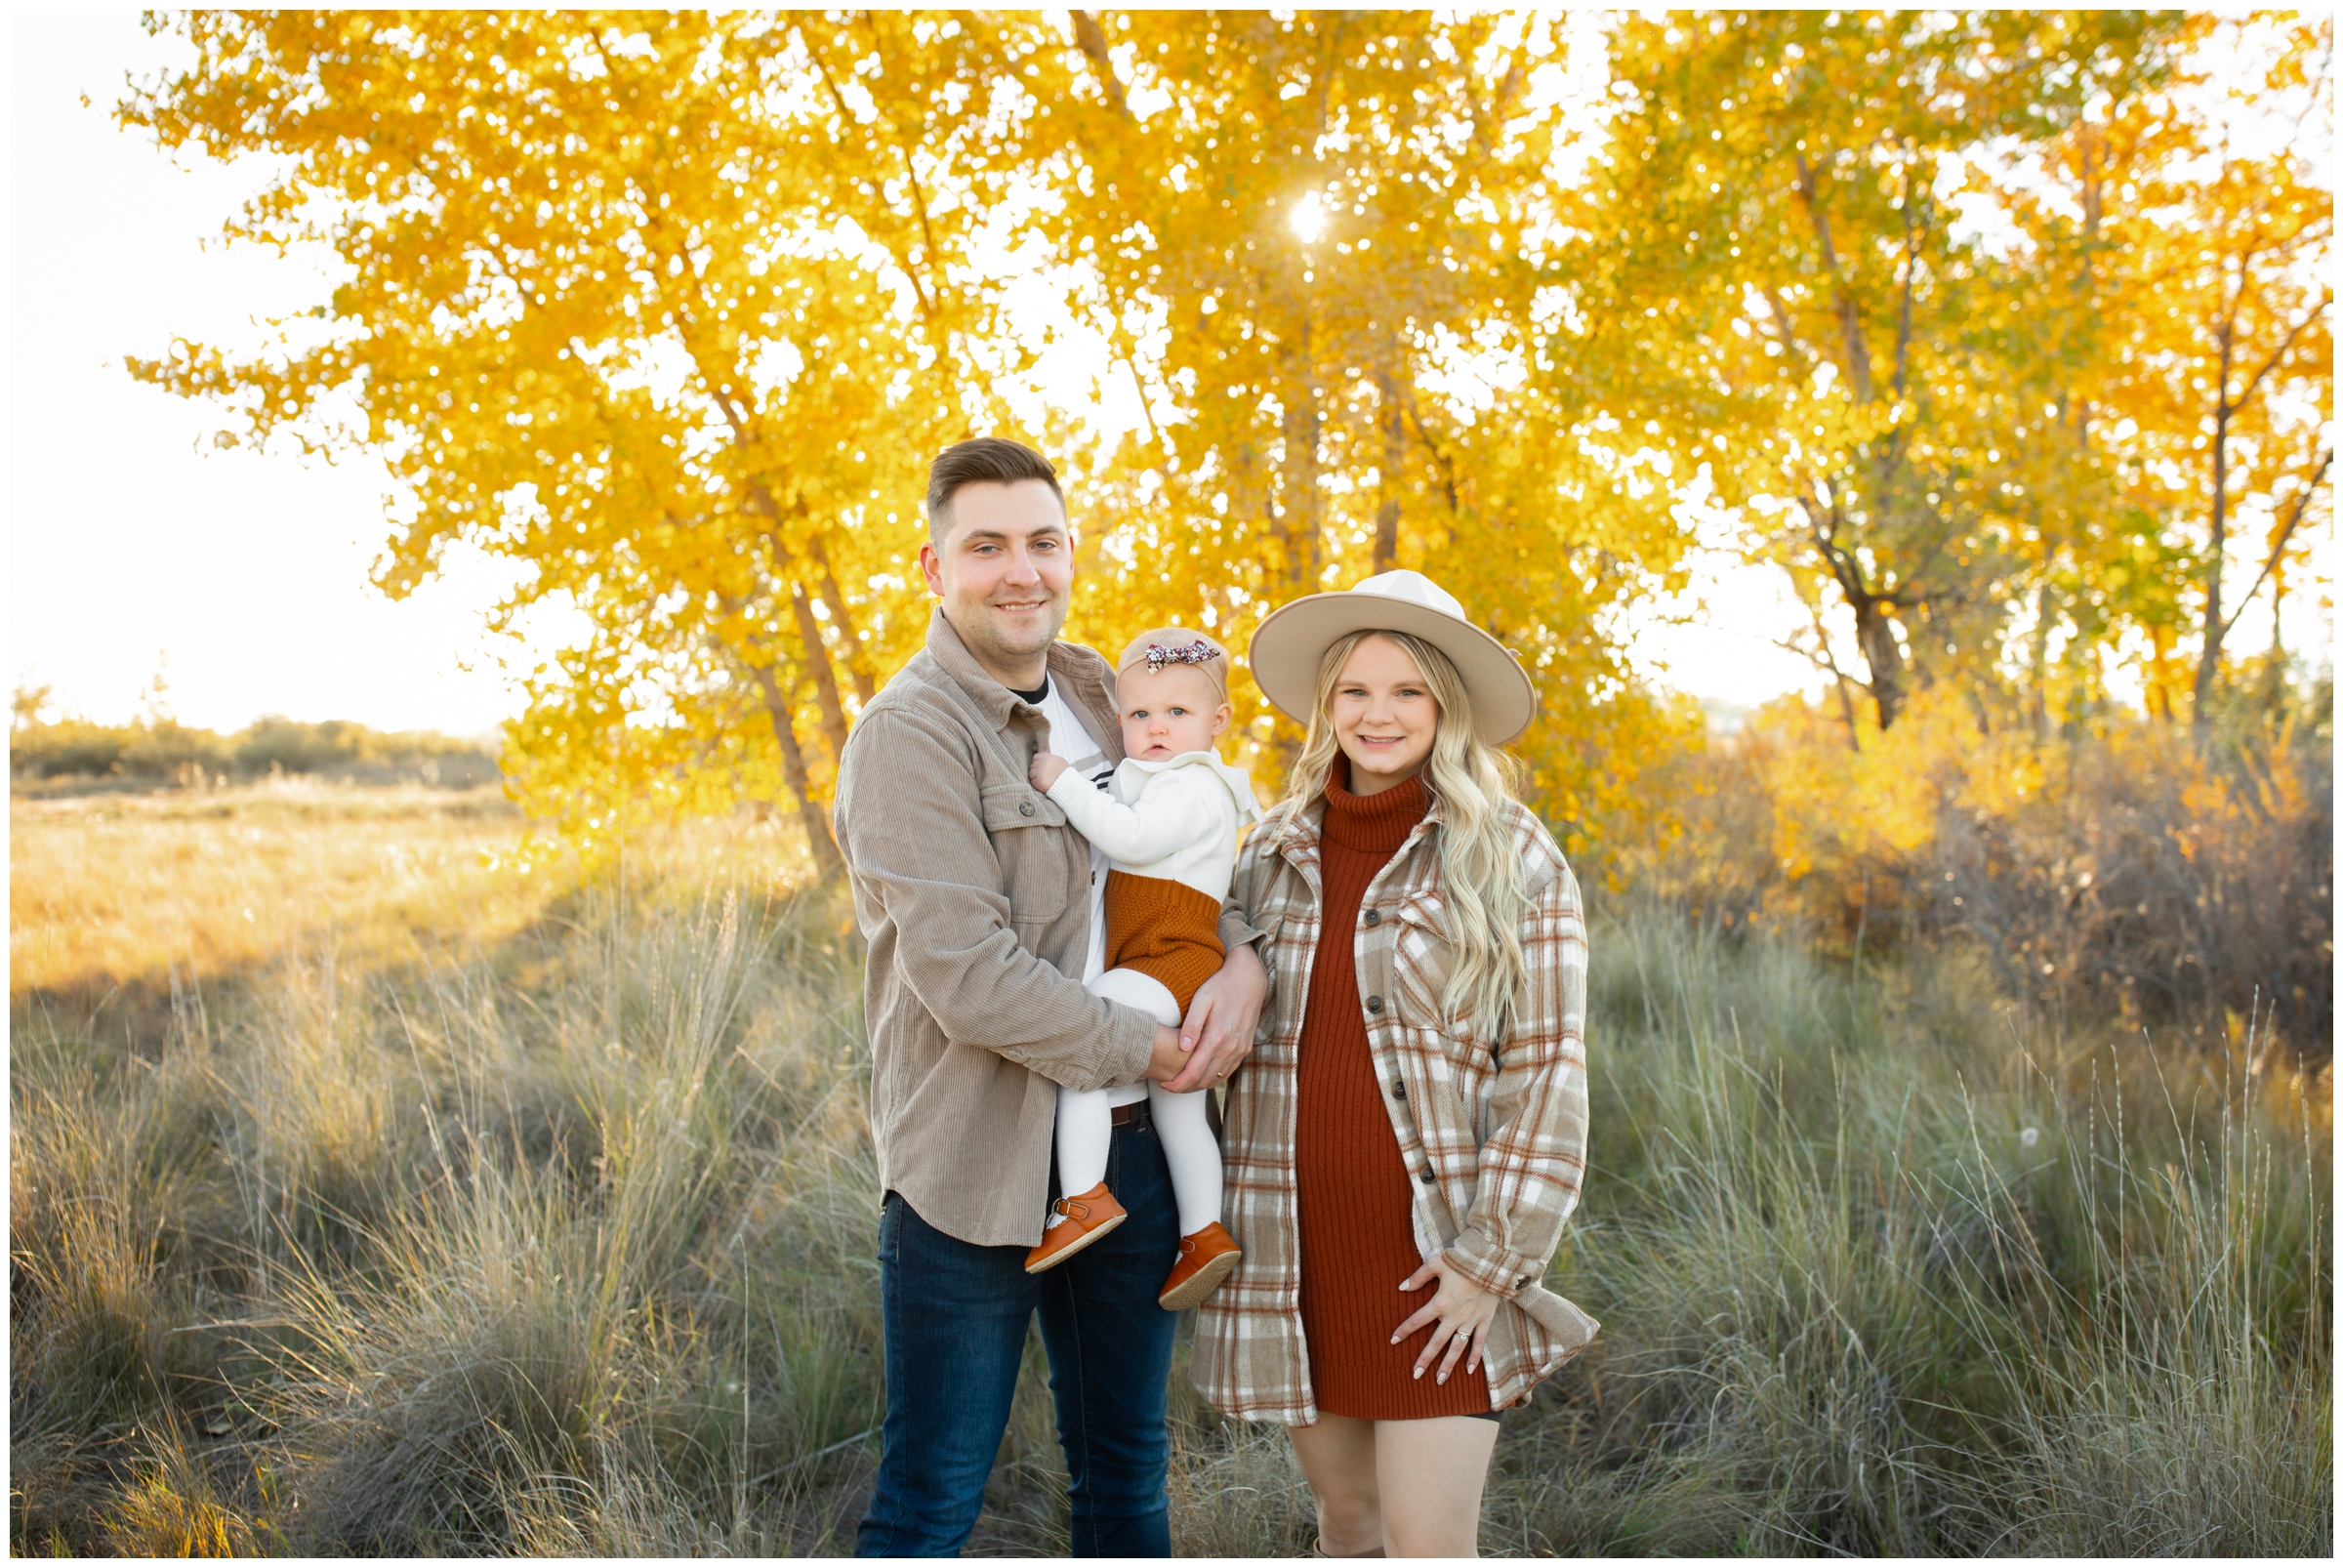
[{"left": 1294, "top": 758, "right": 1494, "bottom": 1420}]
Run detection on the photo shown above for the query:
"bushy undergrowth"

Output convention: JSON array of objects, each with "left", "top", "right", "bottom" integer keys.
[
  {"left": 11, "top": 818, "right": 2330, "bottom": 1555},
  {"left": 1925, "top": 721, "right": 2332, "bottom": 1055},
  {"left": 9, "top": 714, "right": 497, "bottom": 791},
  {"left": 1624, "top": 685, "right": 2333, "bottom": 1063}
]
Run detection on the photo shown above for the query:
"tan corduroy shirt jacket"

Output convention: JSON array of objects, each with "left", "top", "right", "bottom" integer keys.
[
  {"left": 834, "top": 608, "right": 1255, "bottom": 1249},
  {"left": 1192, "top": 790, "right": 1599, "bottom": 1422}
]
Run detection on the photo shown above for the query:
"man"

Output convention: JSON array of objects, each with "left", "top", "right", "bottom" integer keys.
[{"left": 834, "top": 436, "right": 1268, "bottom": 1557}]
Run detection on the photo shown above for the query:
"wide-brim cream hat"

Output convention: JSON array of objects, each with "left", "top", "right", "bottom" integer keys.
[{"left": 1248, "top": 569, "right": 1538, "bottom": 746}]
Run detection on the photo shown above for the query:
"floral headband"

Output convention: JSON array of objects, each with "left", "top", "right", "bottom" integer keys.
[{"left": 1142, "top": 640, "right": 1222, "bottom": 673}]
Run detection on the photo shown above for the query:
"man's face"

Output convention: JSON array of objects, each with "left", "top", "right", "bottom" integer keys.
[{"left": 918, "top": 480, "right": 1073, "bottom": 681}]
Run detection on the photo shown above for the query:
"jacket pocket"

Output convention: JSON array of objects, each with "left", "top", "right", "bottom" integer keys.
[
  {"left": 1387, "top": 905, "right": 1458, "bottom": 1030},
  {"left": 1388, "top": 909, "right": 1498, "bottom": 1074},
  {"left": 981, "top": 783, "right": 1071, "bottom": 926}
]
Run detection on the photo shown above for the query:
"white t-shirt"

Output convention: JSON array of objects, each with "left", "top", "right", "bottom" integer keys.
[{"left": 1028, "top": 676, "right": 1147, "bottom": 1107}]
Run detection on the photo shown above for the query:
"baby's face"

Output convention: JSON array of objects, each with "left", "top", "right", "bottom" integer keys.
[{"left": 1118, "top": 664, "right": 1231, "bottom": 762}]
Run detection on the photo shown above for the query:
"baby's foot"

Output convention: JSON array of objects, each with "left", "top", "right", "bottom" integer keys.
[
  {"left": 1022, "top": 1182, "right": 1127, "bottom": 1274},
  {"left": 1157, "top": 1220, "right": 1242, "bottom": 1310}
]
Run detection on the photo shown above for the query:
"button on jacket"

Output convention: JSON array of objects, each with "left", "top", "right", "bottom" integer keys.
[
  {"left": 1193, "top": 788, "right": 1598, "bottom": 1422},
  {"left": 834, "top": 608, "right": 1256, "bottom": 1249}
]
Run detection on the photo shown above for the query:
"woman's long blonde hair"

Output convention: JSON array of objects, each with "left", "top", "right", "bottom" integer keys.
[{"left": 1275, "top": 630, "right": 1529, "bottom": 1040}]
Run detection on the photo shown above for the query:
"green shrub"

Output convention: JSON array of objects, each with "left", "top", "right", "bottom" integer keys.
[
  {"left": 12, "top": 718, "right": 128, "bottom": 778},
  {"left": 10, "top": 716, "right": 495, "bottom": 788},
  {"left": 120, "top": 722, "right": 233, "bottom": 781},
  {"left": 233, "top": 716, "right": 365, "bottom": 775}
]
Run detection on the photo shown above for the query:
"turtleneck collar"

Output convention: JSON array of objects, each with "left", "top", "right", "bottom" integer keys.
[{"left": 1321, "top": 754, "right": 1431, "bottom": 854}]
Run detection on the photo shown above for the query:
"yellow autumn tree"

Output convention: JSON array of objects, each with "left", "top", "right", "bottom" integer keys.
[
  {"left": 119, "top": 11, "right": 2326, "bottom": 880},
  {"left": 2066, "top": 15, "right": 2333, "bottom": 732},
  {"left": 1035, "top": 11, "right": 1701, "bottom": 844},
  {"left": 127, "top": 10, "right": 1708, "bottom": 867},
  {"left": 1583, "top": 11, "right": 2191, "bottom": 738},
  {"left": 124, "top": 11, "right": 1070, "bottom": 871}
]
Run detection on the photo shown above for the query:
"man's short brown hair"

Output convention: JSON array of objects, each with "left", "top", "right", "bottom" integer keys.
[{"left": 925, "top": 437, "right": 1064, "bottom": 544}]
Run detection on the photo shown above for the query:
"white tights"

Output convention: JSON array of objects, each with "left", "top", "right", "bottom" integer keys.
[{"left": 1052, "top": 968, "right": 1224, "bottom": 1237}]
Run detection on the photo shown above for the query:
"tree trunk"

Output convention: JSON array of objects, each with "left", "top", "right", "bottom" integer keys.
[
  {"left": 788, "top": 576, "right": 853, "bottom": 760},
  {"left": 745, "top": 481, "right": 860, "bottom": 763},
  {"left": 1806, "top": 492, "right": 1909, "bottom": 731},
  {"left": 749, "top": 660, "right": 846, "bottom": 881},
  {"left": 1850, "top": 591, "right": 1909, "bottom": 730},
  {"left": 811, "top": 537, "right": 879, "bottom": 704},
  {"left": 2027, "top": 580, "right": 2054, "bottom": 740},
  {"left": 1372, "top": 366, "right": 1405, "bottom": 574},
  {"left": 2190, "top": 336, "right": 2237, "bottom": 739},
  {"left": 1281, "top": 322, "right": 1323, "bottom": 599}
]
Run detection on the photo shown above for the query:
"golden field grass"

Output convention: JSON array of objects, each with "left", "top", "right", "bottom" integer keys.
[
  {"left": 9, "top": 784, "right": 2332, "bottom": 1555},
  {"left": 12, "top": 783, "right": 535, "bottom": 999}
]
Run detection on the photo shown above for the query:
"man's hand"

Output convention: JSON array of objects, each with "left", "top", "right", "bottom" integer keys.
[
  {"left": 1163, "top": 942, "right": 1267, "bottom": 1094},
  {"left": 1030, "top": 751, "right": 1069, "bottom": 791}
]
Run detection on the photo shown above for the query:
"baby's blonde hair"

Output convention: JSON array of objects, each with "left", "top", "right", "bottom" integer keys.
[{"left": 1116, "top": 627, "right": 1231, "bottom": 706}]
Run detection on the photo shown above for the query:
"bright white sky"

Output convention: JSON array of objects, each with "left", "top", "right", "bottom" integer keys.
[
  {"left": 29, "top": 12, "right": 2301, "bottom": 738},
  {"left": 8, "top": 11, "right": 554, "bottom": 736}
]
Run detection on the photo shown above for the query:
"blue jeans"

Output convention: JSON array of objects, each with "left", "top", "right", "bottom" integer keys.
[{"left": 855, "top": 1110, "right": 1178, "bottom": 1557}]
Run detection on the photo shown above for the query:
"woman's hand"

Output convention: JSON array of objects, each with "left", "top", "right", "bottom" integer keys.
[
  {"left": 1165, "top": 942, "right": 1267, "bottom": 1093},
  {"left": 1030, "top": 751, "right": 1069, "bottom": 791},
  {"left": 1393, "top": 1252, "right": 1502, "bottom": 1383}
]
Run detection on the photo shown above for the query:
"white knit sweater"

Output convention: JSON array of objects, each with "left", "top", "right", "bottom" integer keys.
[{"left": 1044, "top": 749, "right": 1260, "bottom": 902}]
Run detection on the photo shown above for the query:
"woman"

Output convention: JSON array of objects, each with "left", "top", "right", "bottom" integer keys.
[{"left": 1195, "top": 570, "right": 1597, "bottom": 1558}]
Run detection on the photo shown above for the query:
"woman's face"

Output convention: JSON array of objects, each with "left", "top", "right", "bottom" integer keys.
[{"left": 1329, "top": 635, "right": 1439, "bottom": 796}]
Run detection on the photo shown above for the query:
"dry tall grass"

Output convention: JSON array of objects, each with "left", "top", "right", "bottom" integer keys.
[
  {"left": 11, "top": 781, "right": 533, "bottom": 1003},
  {"left": 10, "top": 787, "right": 2330, "bottom": 1555}
]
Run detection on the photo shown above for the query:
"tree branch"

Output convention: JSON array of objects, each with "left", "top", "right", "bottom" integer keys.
[
  {"left": 1892, "top": 144, "right": 1919, "bottom": 402},
  {"left": 2218, "top": 446, "right": 2333, "bottom": 641},
  {"left": 1070, "top": 11, "right": 1134, "bottom": 121},
  {"left": 1760, "top": 285, "right": 1813, "bottom": 374},
  {"left": 2224, "top": 296, "right": 2328, "bottom": 419},
  {"left": 1792, "top": 149, "right": 1875, "bottom": 403},
  {"left": 796, "top": 25, "right": 942, "bottom": 326}
]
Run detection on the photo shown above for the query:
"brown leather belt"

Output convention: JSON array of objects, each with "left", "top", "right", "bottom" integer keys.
[{"left": 1110, "top": 1100, "right": 1148, "bottom": 1128}]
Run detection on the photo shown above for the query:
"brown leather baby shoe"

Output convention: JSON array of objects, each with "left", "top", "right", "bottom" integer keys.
[
  {"left": 1157, "top": 1220, "right": 1242, "bottom": 1310},
  {"left": 1022, "top": 1182, "right": 1129, "bottom": 1274}
]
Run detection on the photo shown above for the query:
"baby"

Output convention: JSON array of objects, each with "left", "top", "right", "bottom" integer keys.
[{"left": 1024, "top": 627, "right": 1257, "bottom": 1312}]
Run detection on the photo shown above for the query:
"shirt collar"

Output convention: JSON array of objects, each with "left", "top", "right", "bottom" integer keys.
[
  {"left": 923, "top": 605, "right": 1125, "bottom": 763},
  {"left": 1252, "top": 772, "right": 1448, "bottom": 858}
]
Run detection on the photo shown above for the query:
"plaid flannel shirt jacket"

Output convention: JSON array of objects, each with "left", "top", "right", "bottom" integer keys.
[{"left": 1192, "top": 789, "right": 1599, "bottom": 1423}]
